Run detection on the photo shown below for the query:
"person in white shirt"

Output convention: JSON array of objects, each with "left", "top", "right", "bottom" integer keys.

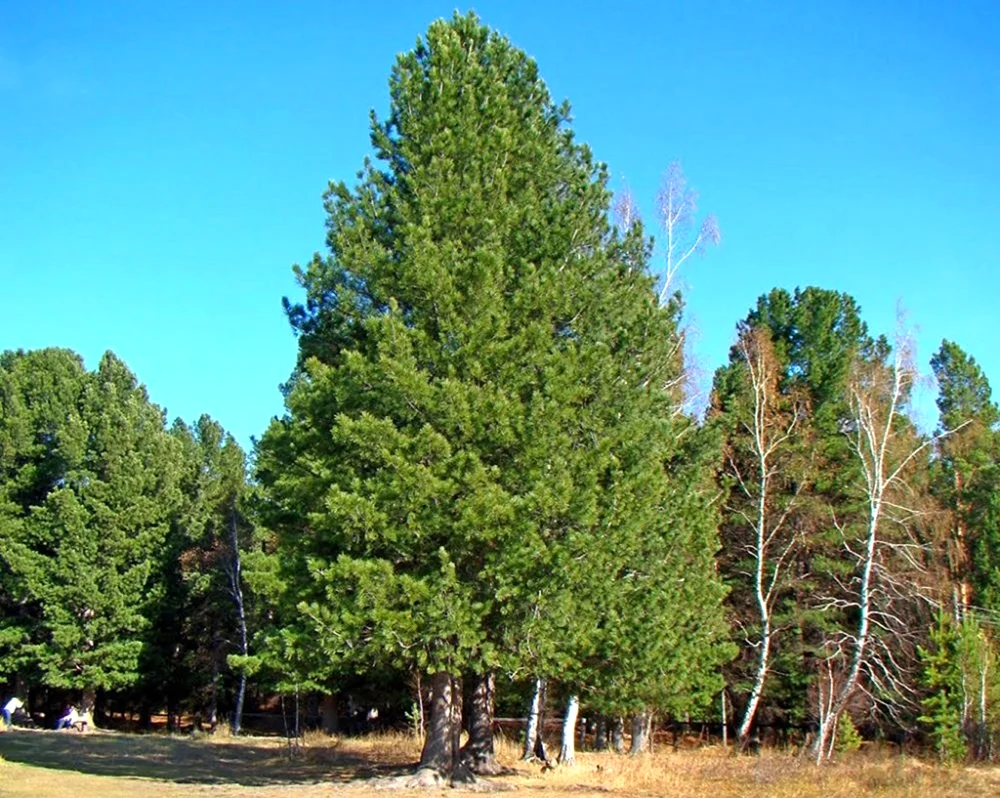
[{"left": 2, "top": 696, "right": 24, "bottom": 727}]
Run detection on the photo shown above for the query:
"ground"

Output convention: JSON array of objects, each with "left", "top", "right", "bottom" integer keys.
[{"left": 2, "top": 727, "right": 1000, "bottom": 798}]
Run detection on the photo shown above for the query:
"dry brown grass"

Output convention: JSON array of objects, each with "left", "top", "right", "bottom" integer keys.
[{"left": 2, "top": 726, "right": 1000, "bottom": 798}]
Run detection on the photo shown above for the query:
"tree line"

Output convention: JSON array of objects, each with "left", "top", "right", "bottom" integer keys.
[{"left": 2, "top": 12, "right": 998, "bottom": 779}]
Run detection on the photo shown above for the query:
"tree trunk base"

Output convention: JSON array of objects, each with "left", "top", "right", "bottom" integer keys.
[
  {"left": 460, "top": 751, "right": 505, "bottom": 776},
  {"left": 398, "top": 763, "right": 479, "bottom": 789},
  {"left": 406, "top": 768, "right": 447, "bottom": 788},
  {"left": 460, "top": 673, "right": 500, "bottom": 775}
]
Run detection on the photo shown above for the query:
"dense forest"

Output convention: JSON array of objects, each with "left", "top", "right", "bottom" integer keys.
[{"left": 2, "top": 13, "right": 998, "bottom": 778}]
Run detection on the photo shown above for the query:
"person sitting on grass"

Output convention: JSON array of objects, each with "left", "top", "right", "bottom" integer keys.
[
  {"left": 2, "top": 696, "right": 24, "bottom": 728},
  {"left": 56, "top": 704, "right": 80, "bottom": 731}
]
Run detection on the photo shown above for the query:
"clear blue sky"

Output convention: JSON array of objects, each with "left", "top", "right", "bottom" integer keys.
[{"left": 2, "top": 1, "right": 998, "bottom": 447}]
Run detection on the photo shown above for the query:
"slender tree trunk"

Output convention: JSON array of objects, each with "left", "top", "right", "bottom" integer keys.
[
  {"left": 414, "top": 672, "right": 465, "bottom": 783},
  {"left": 559, "top": 695, "right": 580, "bottom": 765},
  {"left": 731, "top": 327, "right": 800, "bottom": 752},
  {"left": 208, "top": 645, "right": 220, "bottom": 730},
  {"left": 227, "top": 507, "right": 249, "bottom": 736},
  {"left": 629, "top": 712, "right": 649, "bottom": 755},
  {"left": 810, "top": 332, "right": 948, "bottom": 762},
  {"left": 415, "top": 672, "right": 425, "bottom": 739},
  {"left": 981, "top": 663, "right": 989, "bottom": 759},
  {"left": 460, "top": 673, "right": 501, "bottom": 774},
  {"left": 232, "top": 673, "right": 247, "bottom": 736},
  {"left": 166, "top": 693, "right": 179, "bottom": 733},
  {"left": 92, "top": 690, "right": 107, "bottom": 727},
  {"left": 721, "top": 691, "right": 728, "bottom": 750},
  {"left": 736, "top": 427, "right": 774, "bottom": 749},
  {"left": 737, "top": 624, "right": 771, "bottom": 749},
  {"left": 611, "top": 716, "right": 625, "bottom": 753},
  {"left": 522, "top": 677, "right": 546, "bottom": 761},
  {"left": 811, "top": 506, "right": 878, "bottom": 761}
]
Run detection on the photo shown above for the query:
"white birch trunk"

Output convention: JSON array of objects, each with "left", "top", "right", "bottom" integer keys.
[
  {"left": 812, "top": 496, "right": 879, "bottom": 762},
  {"left": 559, "top": 695, "right": 579, "bottom": 765},
  {"left": 809, "top": 327, "right": 958, "bottom": 762},
  {"left": 731, "top": 328, "right": 800, "bottom": 749},
  {"left": 226, "top": 507, "right": 249, "bottom": 735},
  {"left": 522, "top": 677, "right": 546, "bottom": 761}
]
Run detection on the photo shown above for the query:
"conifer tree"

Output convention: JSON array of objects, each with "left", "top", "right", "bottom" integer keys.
[
  {"left": 930, "top": 341, "right": 1000, "bottom": 616},
  {"left": 140, "top": 415, "right": 256, "bottom": 731},
  {"left": 0, "top": 349, "right": 182, "bottom": 712},
  {"left": 257, "top": 12, "right": 731, "bottom": 780}
]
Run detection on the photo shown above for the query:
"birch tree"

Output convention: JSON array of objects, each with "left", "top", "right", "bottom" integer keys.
[
  {"left": 655, "top": 161, "right": 719, "bottom": 304},
  {"left": 559, "top": 694, "right": 580, "bottom": 765},
  {"left": 810, "top": 321, "right": 963, "bottom": 761},
  {"left": 713, "top": 288, "right": 872, "bottom": 742},
  {"left": 716, "top": 325, "right": 807, "bottom": 748}
]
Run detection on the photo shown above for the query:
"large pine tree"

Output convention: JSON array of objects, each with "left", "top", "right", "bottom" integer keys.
[
  {"left": 0, "top": 349, "right": 182, "bottom": 711},
  {"left": 257, "top": 12, "right": 730, "bottom": 779}
]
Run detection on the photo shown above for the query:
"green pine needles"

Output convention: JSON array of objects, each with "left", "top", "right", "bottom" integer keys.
[{"left": 256, "top": 12, "right": 731, "bottom": 767}]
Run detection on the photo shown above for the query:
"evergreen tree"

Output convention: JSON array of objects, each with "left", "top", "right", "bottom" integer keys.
[
  {"left": 919, "top": 615, "right": 969, "bottom": 762},
  {"left": 930, "top": 341, "right": 1000, "bottom": 616},
  {"left": 0, "top": 350, "right": 182, "bottom": 712},
  {"left": 139, "top": 415, "right": 257, "bottom": 731},
  {"left": 257, "top": 12, "right": 730, "bottom": 779},
  {"left": 0, "top": 348, "right": 91, "bottom": 684}
]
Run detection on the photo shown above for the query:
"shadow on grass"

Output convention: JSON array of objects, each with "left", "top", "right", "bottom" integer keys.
[{"left": 0, "top": 729, "right": 414, "bottom": 786}]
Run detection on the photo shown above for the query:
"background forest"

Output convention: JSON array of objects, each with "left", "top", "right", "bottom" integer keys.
[{"left": 2, "top": 13, "right": 998, "bottom": 779}]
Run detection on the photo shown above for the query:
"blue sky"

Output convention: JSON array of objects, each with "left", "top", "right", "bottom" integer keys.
[{"left": 2, "top": 1, "right": 997, "bottom": 447}]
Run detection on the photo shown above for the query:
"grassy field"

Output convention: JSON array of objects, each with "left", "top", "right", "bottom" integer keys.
[{"left": 2, "top": 727, "right": 1000, "bottom": 797}]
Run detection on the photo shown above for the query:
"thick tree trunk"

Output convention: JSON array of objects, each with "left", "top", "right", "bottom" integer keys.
[
  {"left": 167, "top": 694, "right": 179, "bottom": 733},
  {"left": 321, "top": 694, "right": 339, "bottom": 735},
  {"left": 611, "top": 716, "right": 625, "bottom": 753},
  {"left": 460, "top": 673, "right": 501, "bottom": 774},
  {"left": 559, "top": 695, "right": 580, "bottom": 765},
  {"left": 593, "top": 716, "right": 607, "bottom": 751},
  {"left": 522, "top": 677, "right": 547, "bottom": 761},
  {"left": 629, "top": 713, "right": 649, "bottom": 755},
  {"left": 413, "top": 672, "right": 466, "bottom": 784},
  {"left": 93, "top": 690, "right": 108, "bottom": 727},
  {"left": 81, "top": 687, "right": 96, "bottom": 717}
]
